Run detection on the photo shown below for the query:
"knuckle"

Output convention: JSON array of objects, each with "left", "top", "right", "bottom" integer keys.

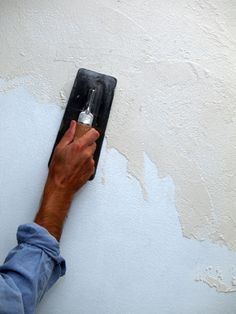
[
  {"left": 74, "top": 141, "right": 82, "bottom": 151},
  {"left": 84, "top": 151, "right": 91, "bottom": 159}
]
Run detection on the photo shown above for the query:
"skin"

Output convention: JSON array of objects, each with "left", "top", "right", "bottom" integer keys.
[{"left": 35, "top": 120, "right": 100, "bottom": 241}]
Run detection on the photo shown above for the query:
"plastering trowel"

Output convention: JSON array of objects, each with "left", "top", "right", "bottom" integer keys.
[{"left": 49, "top": 68, "right": 117, "bottom": 179}]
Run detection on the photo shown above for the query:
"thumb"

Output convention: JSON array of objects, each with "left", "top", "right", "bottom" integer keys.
[{"left": 59, "top": 120, "right": 77, "bottom": 147}]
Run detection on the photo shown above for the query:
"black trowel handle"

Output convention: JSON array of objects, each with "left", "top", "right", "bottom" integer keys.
[{"left": 75, "top": 123, "right": 91, "bottom": 139}]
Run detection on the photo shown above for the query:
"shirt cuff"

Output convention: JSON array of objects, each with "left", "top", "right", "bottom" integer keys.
[{"left": 17, "top": 223, "right": 66, "bottom": 276}]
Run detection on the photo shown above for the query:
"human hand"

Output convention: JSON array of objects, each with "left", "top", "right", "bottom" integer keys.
[{"left": 48, "top": 120, "right": 100, "bottom": 196}]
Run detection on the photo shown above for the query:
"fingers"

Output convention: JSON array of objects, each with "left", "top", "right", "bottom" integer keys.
[
  {"left": 76, "top": 159, "right": 95, "bottom": 187},
  {"left": 87, "top": 143, "right": 97, "bottom": 156},
  {"left": 59, "top": 120, "right": 77, "bottom": 147},
  {"left": 76, "top": 143, "right": 96, "bottom": 164},
  {"left": 74, "top": 128, "right": 100, "bottom": 148},
  {"left": 70, "top": 126, "right": 99, "bottom": 168},
  {"left": 71, "top": 140, "right": 96, "bottom": 167},
  {"left": 83, "top": 143, "right": 96, "bottom": 160}
]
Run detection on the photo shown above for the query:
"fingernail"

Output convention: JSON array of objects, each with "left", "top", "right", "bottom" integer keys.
[
  {"left": 92, "top": 128, "right": 97, "bottom": 134},
  {"left": 70, "top": 120, "right": 75, "bottom": 128}
]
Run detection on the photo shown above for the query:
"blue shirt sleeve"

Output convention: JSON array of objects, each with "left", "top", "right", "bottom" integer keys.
[{"left": 0, "top": 223, "right": 66, "bottom": 314}]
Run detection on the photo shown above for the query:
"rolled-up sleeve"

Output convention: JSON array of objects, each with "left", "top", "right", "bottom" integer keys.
[{"left": 0, "top": 223, "right": 66, "bottom": 314}]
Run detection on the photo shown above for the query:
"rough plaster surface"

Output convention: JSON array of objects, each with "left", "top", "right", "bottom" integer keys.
[
  {"left": 1, "top": 86, "right": 236, "bottom": 313},
  {"left": 0, "top": 0, "right": 235, "bottom": 251}
]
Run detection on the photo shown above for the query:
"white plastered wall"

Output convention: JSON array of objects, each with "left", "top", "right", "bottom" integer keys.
[{"left": 0, "top": 1, "right": 236, "bottom": 313}]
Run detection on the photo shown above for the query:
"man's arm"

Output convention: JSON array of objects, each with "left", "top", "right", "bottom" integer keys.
[
  {"left": 0, "top": 120, "right": 99, "bottom": 314},
  {"left": 35, "top": 120, "right": 99, "bottom": 240}
]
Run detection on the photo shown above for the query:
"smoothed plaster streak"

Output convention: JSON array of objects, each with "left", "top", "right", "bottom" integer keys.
[
  {"left": 196, "top": 275, "right": 236, "bottom": 293},
  {"left": 0, "top": 0, "right": 236, "bottom": 250},
  {"left": 196, "top": 266, "right": 236, "bottom": 293}
]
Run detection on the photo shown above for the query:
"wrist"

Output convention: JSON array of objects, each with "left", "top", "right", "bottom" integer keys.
[{"left": 44, "top": 175, "right": 74, "bottom": 201}]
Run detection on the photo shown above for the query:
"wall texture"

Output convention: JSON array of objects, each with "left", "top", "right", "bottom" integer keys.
[{"left": 0, "top": 1, "right": 236, "bottom": 313}]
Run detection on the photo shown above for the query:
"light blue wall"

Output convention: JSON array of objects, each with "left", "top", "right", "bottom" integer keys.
[{"left": 0, "top": 85, "right": 236, "bottom": 313}]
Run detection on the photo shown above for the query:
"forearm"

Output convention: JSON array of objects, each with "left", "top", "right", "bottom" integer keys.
[{"left": 35, "top": 178, "right": 73, "bottom": 241}]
